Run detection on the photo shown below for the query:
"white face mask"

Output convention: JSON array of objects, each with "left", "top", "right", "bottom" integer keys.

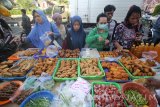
[{"left": 97, "top": 23, "right": 108, "bottom": 30}]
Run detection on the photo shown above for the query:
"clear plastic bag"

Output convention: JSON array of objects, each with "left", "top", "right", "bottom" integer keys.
[
  {"left": 46, "top": 45, "right": 58, "bottom": 58},
  {"left": 21, "top": 73, "right": 54, "bottom": 91},
  {"left": 142, "top": 51, "right": 158, "bottom": 60},
  {"left": 50, "top": 79, "right": 92, "bottom": 107},
  {"left": 40, "top": 33, "right": 52, "bottom": 47},
  {"left": 80, "top": 48, "right": 100, "bottom": 58}
]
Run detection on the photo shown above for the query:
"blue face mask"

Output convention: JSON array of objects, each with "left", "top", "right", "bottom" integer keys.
[{"left": 97, "top": 24, "right": 108, "bottom": 30}]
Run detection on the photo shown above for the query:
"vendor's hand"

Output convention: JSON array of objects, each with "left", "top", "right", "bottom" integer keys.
[
  {"left": 105, "top": 39, "right": 110, "bottom": 45},
  {"left": 47, "top": 31, "right": 54, "bottom": 36},
  {"left": 145, "top": 78, "right": 160, "bottom": 89},
  {"left": 115, "top": 46, "right": 123, "bottom": 52},
  {"left": 98, "top": 36, "right": 103, "bottom": 42}
]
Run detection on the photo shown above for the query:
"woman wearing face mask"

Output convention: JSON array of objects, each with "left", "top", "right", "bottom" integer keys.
[
  {"left": 63, "top": 16, "right": 86, "bottom": 50},
  {"left": 86, "top": 13, "right": 109, "bottom": 51},
  {"left": 114, "top": 5, "right": 143, "bottom": 51},
  {"left": 12, "top": 10, "right": 60, "bottom": 49}
]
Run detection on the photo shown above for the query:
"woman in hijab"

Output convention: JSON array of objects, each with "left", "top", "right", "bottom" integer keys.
[
  {"left": 114, "top": 5, "right": 143, "bottom": 51},
  {"left": 63, "top": 16, "right": 86, "bottom": 50},
  {"left": 52, "top": 13, "right": 66, "bottom": 41},
  {"left": 13, "top": 10, "right": 60, "bottom": 49}
]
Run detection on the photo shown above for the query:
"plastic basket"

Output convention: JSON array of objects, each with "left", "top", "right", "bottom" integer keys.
[
  {"left": 27, "top": 57, "right": 58, "bottom": 77},
  {"left": 122, "top": 82, "right": 157, "bottom": 107},
  {"left": 118, "top": 60, "right": 156, "bottom": 79},
  {"left": 79, "top": 58, "right": 105, "bottom": 80},
  {"left": 102, "top": 61, "right": 132, "bottom": 83},
  {"left": 20, "top": 90, "right": 54, "bottom": 107},
  {"left": 52, "top": 58, "right": 80, "bottom": 82},
  {"left": 91, "top": 82, "right": 128, "bottom": 107}
]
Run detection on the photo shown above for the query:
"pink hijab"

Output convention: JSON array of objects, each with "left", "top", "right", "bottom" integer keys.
[{"left": 52, "top": 13, "right": 61, "bottom": 21}]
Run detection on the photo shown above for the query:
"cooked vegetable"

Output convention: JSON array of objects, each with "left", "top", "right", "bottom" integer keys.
[
  {"left": 25, "top": 97, "right": 51, "bottom": 107},
  {"left": 125, "top": 90, "right": 148, "bottom": 106}
]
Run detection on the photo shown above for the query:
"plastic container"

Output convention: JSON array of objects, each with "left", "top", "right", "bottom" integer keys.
[
  {"left": 79, "top": 58, "right": 105, "bottom": 80},
  {"left": 122, "top": 82, "right": 157, "bottom": 107},
  {"left": 118, "top": 60, "right": 156, "bottom": 79},
  {"left": 0, "top": 81, "right": 23, "bottom": 106},
  {"left": 52, "top": 58, "right": 80, "bottom": 82},
  {"left": 91, "top": 82, "right": 128, "bottom": 107},
  {"left": 102, "top": 61, "right": 132, "bottom": 83},
  {"left": 80, "top": 48, "right": 100, "bottom": 58},
  {"left": 34, "top": 48, "right": 49, "bottom": 59},
  {"left": 20, "top": 90, "right": 54, "bottom": 107}
]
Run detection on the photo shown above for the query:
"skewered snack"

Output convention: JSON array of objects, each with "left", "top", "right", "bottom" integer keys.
[
  {"left": 0, "top": 82, "right": 20, "bottom": 101},
  {"left": 58, "top": 49, "right": 80, "bottom": 58},
  {"left": 13, "top": 89, "right": 33, "bottom": 105},
  {"left": 80, "top": 59, "right": 102, "bottom": 76},
  {"left": 120, "top": 57, "right": 156, "bottom": 76},
  {"left": 101, "top": 62, "right": 129, "bottom": 81},
  {"left": 28, "top": 58, "right": 58, "bottom": 76},
  {"left": 56, "top": 60, "right": 78, "bottom": 78}
]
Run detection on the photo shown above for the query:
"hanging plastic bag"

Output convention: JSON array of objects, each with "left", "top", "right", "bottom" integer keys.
[{"left": 40, "top": 32, "right": 52, "bottom": 47}]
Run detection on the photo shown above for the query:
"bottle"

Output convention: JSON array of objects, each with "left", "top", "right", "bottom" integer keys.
[
  {"left": 155, "top": 43, "right": 160, "bottom": 62},
  {"left": 150, "top": 43, "right": 155, "bottom": 51},
  {"left": 139, "top": 43, "right": 145, "bottom": 57},
  {"left": 155, "top": 43, "right": 160, "bottom": 56},
  {"left": 131, "top": 45, "right": 136, "bottom": 54},
  {"left": 145, "top": 43, "right": 149, "bottom": 52}
]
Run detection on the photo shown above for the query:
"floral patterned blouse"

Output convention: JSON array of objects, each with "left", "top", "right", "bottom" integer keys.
[{"left": 114, "top": 23, "right": 137, "bottom": 49}]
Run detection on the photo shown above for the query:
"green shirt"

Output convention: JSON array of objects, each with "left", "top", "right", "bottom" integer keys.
[{"left": 86, "top": 27, "right": 108, "bottom": 51}]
